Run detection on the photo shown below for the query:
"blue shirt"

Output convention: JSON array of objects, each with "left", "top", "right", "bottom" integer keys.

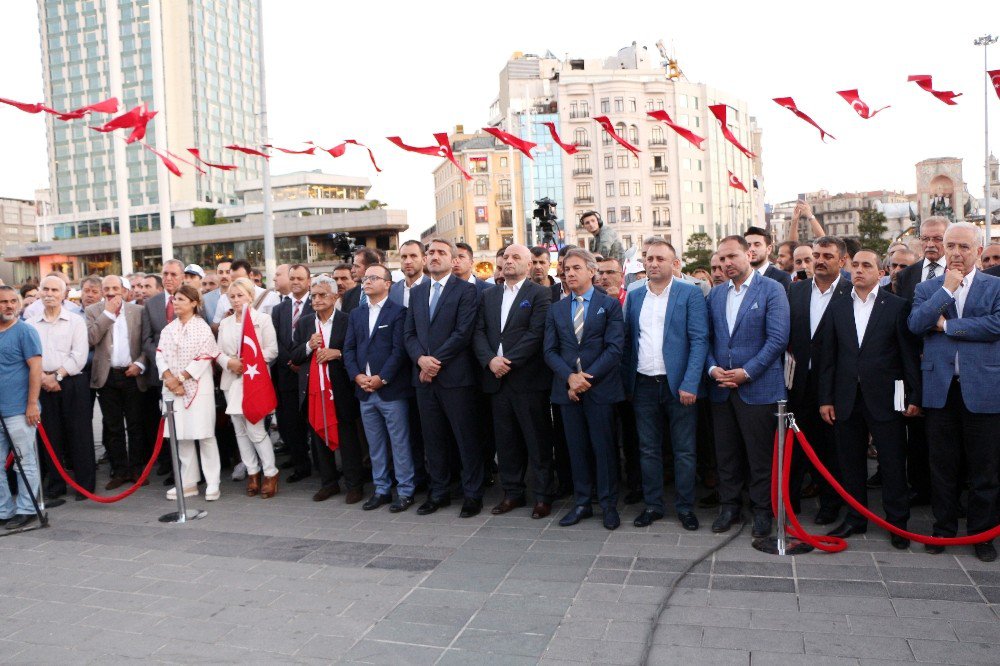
[
  {"left": 569, "top": 286, "right": 595, "bottom": 323},
  {"left": 0, "top": 320, "right": 42, "bottom": 418}
]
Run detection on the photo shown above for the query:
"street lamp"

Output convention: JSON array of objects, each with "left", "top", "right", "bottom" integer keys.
[{"left": 974, "top": 34, "right": 997, "bottom": 243}]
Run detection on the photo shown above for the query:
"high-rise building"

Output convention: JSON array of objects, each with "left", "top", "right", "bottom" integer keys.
[{"left": 0, "top": 197, "right": 41, "bottom": 284}]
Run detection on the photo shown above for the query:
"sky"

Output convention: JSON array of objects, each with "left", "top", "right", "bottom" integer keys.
[{"left": 1, "top": 0, "right": 997, "bottom": 239}]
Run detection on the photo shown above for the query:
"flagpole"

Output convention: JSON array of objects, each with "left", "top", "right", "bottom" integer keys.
[
  {"left": 149, "top": 0, "right": 173, "bottom": 262},
  {"left": 315, "top": 315, "right": 330, "bottom": 449},
  {"left": 257, "top": 0, "right": 276, "bottom": 285},
  {"left": 974, "top": 35, "right": 997, "bottom": 243},
  {"left": 105, "top": 0, "right": 132, "bottom": 273}
]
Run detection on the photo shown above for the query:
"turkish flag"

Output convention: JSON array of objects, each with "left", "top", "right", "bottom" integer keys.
[
  {"left": 307, "top": 316, "right": 339, "bottom": 451},
  {"left": 387, "top": 133, "right": 471, "bottom": 180},
  {"left": 541, "top": 122, "right": 578, "bottom": 154},
  {"left": 907, "top": 75, "right": 962, "bottom": 105},
  {"left": 836, "top": 89, "right": 889, "bottom": 119},
  {"left": 593, "top": 116, "right": 641, "bottom": 157},
  {"left": 646, "top": 110, "right": 706, "bottom": 149},
  {"left": 240, "top": 306, "right": 277, "bottom": 424},
  {"left": 483, "top": 127, "right": 537, "bottom": 159},
  {"left": 311, "top": 140, "right": 382, "bottom": 172},
  {"left": 226, "top": 144, "right": 270, "bottom": 158},
  {"left": 264, "top": 144, "right": 317, "bottom": 155},
  {"left": 141, "top": 143, "right": 182, "bottom": 177},
  {"left": 708, "top": 105, "right": 756, "bottom": 158},
  {"left": 55, "top": 97, "right": 120, "bottom": 121},
  {"left": 772, "top": 97, "right": 836, "bottom": 142},
  {"left": 728, "top": 171, "right": 748, "bottom": 192},
  {"left": 0, "top": 97, "right": 57, "bottom": 114},
  {"left": 187, "top": 148, "right": 238, "bottom": 171},
  {"left": 91, "top": 103, "right": 156, "bottom": 143},
  {"left": 988, "top": 70, "right": 1000, "bottom": 101}
]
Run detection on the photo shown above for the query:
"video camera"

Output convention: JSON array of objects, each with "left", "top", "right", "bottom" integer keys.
[
  {"left": 329, "top": 232, "right": 357, "bottom": 262},
  {"left": 532, "top": 197, "right": 561, "bottom": 247}
]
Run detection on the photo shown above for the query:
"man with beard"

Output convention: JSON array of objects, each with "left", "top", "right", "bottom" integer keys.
[{"left": 745, "top": 226, "right": 791, "bottom": 288}]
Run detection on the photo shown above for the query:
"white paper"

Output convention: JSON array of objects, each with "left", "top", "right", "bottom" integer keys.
[
  {"left": 894, "top": 380, "right": 906, "bottom": 411},
  {"left": 784, "top": 352, "right": 796, "bottom": 390}
]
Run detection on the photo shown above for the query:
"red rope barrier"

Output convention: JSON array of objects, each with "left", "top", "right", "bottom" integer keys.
[{"left": 36, "top": 418, "right": 165, "bottom": 504}]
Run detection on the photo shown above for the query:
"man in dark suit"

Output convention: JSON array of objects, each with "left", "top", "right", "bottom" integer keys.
[
  {"left": 403, "top": 238, "right": 483, "bottom": 518},
  {"left": 344, "top": 264, "right": 415, "bottom": 513},
  {"left": 271, "top": 264, "right": 313, "bottom": 482},
  {"left": 544, "top": 247, "right": 626, "bottom": 530},
  {"left": 290, "top": 276, "right": 365, "bottom": 503},
  {"left": 454, "top": 241, "right": 492, "bottom": 297},
  {"left": 819, "top": 249, "right": 921, "bottom": 549},
  {"left": 984, "top": 263, "right": 1000, "bottom": 278},
  {"left": 745, "top": 226, "right": 792, "bottom": 289},
  {"left": 706, "top": 235, "right": 790, "bottom": 538},
  {"left": 473, "top": 244, "right": 555, "bottom": 519},
  {"left": 786, "top": 236, "right": 851, "bottom": 524},
  {"left": 339, "top": 247, "right": 381, "bottom": 315}
]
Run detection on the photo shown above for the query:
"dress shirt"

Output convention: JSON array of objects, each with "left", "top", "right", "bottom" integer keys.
[
  {"left": 497, "top": 278, "right": 525, "bottom": 356},
  {"left": 27, "top": 307, "right": 89, "bottom": 375},
  {"left": 214, "top": 286, "right": 280, "bottom": 323},
  {"left": 304, "top": 313, "right": 334, "bottom": 357},
  {"left": 756, "top": 261, "right": 772, "bottom": 277},
  {"left": 289, "top": 295, "right": 309, "bottom": 332},
  {"left": 428, "top": 274, "right": 451, "bottom": 307},
  {"left": 570, "top": 286, "right": 594, "bottom": 323},
  {"left": 922, "top": 258, "right": 946, "bottom": 282},
  {"left": 465, "top": 274, "right": 478, "bottom": 284},
  {"left": 400, "top": 277, "right": 422, "bottom": 308},
  {"left": 365, "top": 295, "right": 387, "bottom": 375},
  {"left": 850, "top": 284, "right": 879, "bottom": 347},
  {"left": 809, "top": 276, "right": 841, "bottom": 338},
  {"left": 725, "top": 270, "right": 756, "bottom": 336},
  {"left": 103, "top": 308, "right": 145, "bottom": 371},
  {"left": 943, "top": 268, "right": 976, "bottom": 376},
  {"left": 22, "top": 298, "right": 82, "bottom": 321},
  {"left": 636, "top": 281, "right": 671, "bottom": 376}
]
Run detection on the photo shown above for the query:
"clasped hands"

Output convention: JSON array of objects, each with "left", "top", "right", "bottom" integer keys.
[
  {"left": 711, "top": 367, "right": 749, "bottom": 389},
  {"left": 309, "top": 332, "right": 340, "bottom": 363},
  {"left": 418, "top": 355, "right": 441, "bottom": 383},
  {"left": 354, "top": 374, "right": 385, "bottom": 393}
]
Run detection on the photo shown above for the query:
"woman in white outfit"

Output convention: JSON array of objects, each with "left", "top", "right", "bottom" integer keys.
[
  {"left": 156, "top": 285, "right": 222, "bottom": 501},
  {"left": 216, "top": 278, "right": 280, "bottom": 498}
]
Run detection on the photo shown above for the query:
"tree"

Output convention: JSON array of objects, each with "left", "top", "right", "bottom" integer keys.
[
  {"left": 682, "top": 232, "right": 713, "bottom": 273},
  {"left": 857, "top": 208, "right": 889, "bottom": 258},
  {"left": 362, "top": 199, "right": 388, "bottom": 210}
]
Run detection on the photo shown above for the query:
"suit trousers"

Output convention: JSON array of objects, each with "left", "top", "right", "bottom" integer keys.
[
  {"left": 309, "top": 414, "right": 365, "bottom": 491},
  {"left": 277, "top": 387, "right": 310, "bottom": 475},
  {"left": 632, "top": 375, "right": 698, "bottom": 514},
  {"left": 550, "top": 402, "right": 573, "bottom": 492},
  {"left": 360, "top": 393, "right": 414, "bottom": 497},
  {"left": 143, "top": 389, "right": 167, "bottom": 468},
  {"left": 615, "top": 401, "right": 642, "bottom": 494},
  {"left": 835, "top": 387, "right": 909, "bottom": 528},
  {"left": 97, "top": 369, "right": 147, "bottom": 479},
  {"left": 905, "top": 415, "right": 931, "bottom": 500},
  {"left": 712, "top": 390, "right": 775, "bottom": 515},
  {"left": 407, "top": 395, "right": 427, "bottom": 486},
  {"left": 789, "top": 377, "right": 843, "bottom": 514},
  {"left": 491, "top": 386, "right": 556, "bottom": 503},
  {"left": 927, "top": 378, "right": 1000, "bottom": 537},
  {"left": 416, "top": 382, "right": 483, "bottom": 501},
  {"left": 561, "top": 397, "right": 618, "bottom": 510},
  {"left": 39, "top": 373, "right": 95, "bottom": 496}
]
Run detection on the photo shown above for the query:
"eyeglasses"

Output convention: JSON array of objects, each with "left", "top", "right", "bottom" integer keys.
[
  {"left": 919, "top": 235, "right": 945, "bottom": 243},
  {"left": 360, "top": 276, "right": 385, "bottom": 283}
]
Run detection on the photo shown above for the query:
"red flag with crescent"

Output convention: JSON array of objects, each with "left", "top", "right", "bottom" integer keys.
[
  {"left": 728, "top": 171, "right": 748, "bottom": 192},
  {"left": 240, "top": 306, "right": 277, "bottom": 425},
  {"left": 307, "top": 316, "right": 339, "bottom": 451},
  {"left": 646, "top": 110, "right": 706, "bottom": 150},
  {"left": 226, "top": 144, "right": 270, "bottom": 158},
  {"left": 593, "top": 116, "right": 641, "bottom": 157},
  {"left": 708, "top": 105, "right": 756, "bottom": 158},
  {"left": 55, "top": 97, "right": 120, "bottom": 121},
  {"left": 187, "top": 148, "right": 238, "bottom": 171},
  {"left": 540, "top": 122, "right": 578, "bottom": 155},
  {"left": 836, "top": 89, "right": 889, "bottom": 119},
  {"left": 907, "top": 75, "right": 962, "bottom": 105},
  {"left": 141, "top": 143, "right": 182, "bottom": 177},
  {"left": 988, "top": 70, "right": 1000, "bottom": 101},
  {"left": 0, "top": 97, "right": 57, "bottom": 114},
  {"left": 311, "top": 140, "right": 382, "bottom": 172},
  {"left": 387, "top": 133, "right": 471, "bottom": 180},
  {"left": 91, "top": 103, "right": 156, "bottom": 143},
  {"left": 483, "top": 127, "right": 537, "bottom": 159},
  {"left": 772, "top": 97, "right": 836, "bottom": 142}
]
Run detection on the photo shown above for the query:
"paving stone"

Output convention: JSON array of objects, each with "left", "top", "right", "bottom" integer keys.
[
  {"left": 712, "top": 560, "right": 793, "bottom": 577},
  {"left": 343, "top": 638, "right": 444, "bottom": 664},
  {"left": 908, "top": 637, "right": 1000, "bottom": 665},
  {"left": 364, "top": 619, "right": 462, "bottom": 648},
  {"left": 886, "top": 582, "right": 982, "bottom": 602},
  {"left": 798, "top": 594, "right": 896, "bottom": 615},
  {"left": 712, "top": 575, "right": 795, "bottom": 593},
  {"left": 453, "top": 629, "right": 552, "bottom": 658},
  {"left": 542, "top": 635, "right": 648, "bottom": 664},
  {"left": 708, "top": 590, "right": 799, "bottom": 610},
  {"left": 848, "top": 614, "right": 959, "bottom": 640},
  {"left": 387, "top": 602, "right": 477, "bottom": 628},
  {"left": 750, "top": 652, "right": 856, "bottom": 665},
  {"left": 644, "top": 644, "right": 749, "bottom": 665},
  {"left": 294, "top": 633, "right": 357, "bottom": 660},
  {"left": 892, "top": 598, "right": 998, "bottom": 622},
  {"left": 365, "top": 555, "right": 441, "bottom": 572},
  {"left": 702, "top": 626, "right": 804, "bottom": 653},
  {"left": 469, "top": 609, "right": 563, "bottom": 635},
  {"left": 797, "top": 579, "right": 889, "bottom": 597},
  {"left": 750, "top": 609, "right": 850, "bottom": 633},
  {"left": 796, "top": 563, "right": 882, "bottom": 581},
  {"left": 879, "top": 565, "right": 972, "bottom": 585},
  {"left": 952, "top": 620, "right": 1000, "bottom": 645},
  {"left": 803, "top": 633, "right": 914, "bottom": 660}
]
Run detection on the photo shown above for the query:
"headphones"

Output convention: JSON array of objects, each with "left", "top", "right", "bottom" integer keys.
[{"left": 580, "top": 210, "right": 603, "bottom": 229}]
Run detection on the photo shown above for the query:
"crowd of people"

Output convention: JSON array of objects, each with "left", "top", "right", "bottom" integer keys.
[{"left": 0, "top": 202, "right": 998, "bottom": 563}]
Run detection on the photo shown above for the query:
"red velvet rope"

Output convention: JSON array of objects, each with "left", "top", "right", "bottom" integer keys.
[{"left": 35, "top": 418, "right": 165, "bottom": 504}]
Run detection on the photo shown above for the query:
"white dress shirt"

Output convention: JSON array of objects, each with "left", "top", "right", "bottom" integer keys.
[
  {"left": 400, "top": 276, "right": 424, "bottom": 308},
  {"left": 428, "top": 274, "right": 451, "bottom": 307},
  {"left": 304, "top": 314, "right": 334, "bottom": 357},
  {"left": 922, "top": 257, "right": 946, "bottom": 282},
  {"left": 809, "top": 276, "right": 841, "bottom": 339},
  {"left": 365, "top": 296, "right": 387, "bottom": 375},
  {"left": 102, "top": 308, "right": 144, "bottom": 371},
  {"left": 497, "top": 278, "right": 525, "bottom": 356},
  {"left": 851, "top": 284, "right": 879, "bottom": 347},
  {"left": 943, "top": 268, "right": 976, "bottom": 376},
  {"left": 289, "top": 295, "right": 309, "bottom": 333},
  {"left": 636, "top": 281, "right": 671, "bottom": 376},
  {"left": 756, "top": 261, "right": 772, "bottom": 277},
  {"left": 725, "top": 270, "right": 756, "bottom": 336},
  {"left": 27, "top": 306, "right": 89, "bottom": 375}
]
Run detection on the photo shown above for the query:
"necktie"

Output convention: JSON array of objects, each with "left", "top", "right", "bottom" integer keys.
[
  {"left": 166, "top": 296, "right": 175, "bottom": 323},
  {"left": 429, "top": 282, "right": 442, "bottom": 319},
  {"left": 360, "top": 292, "right": 369, "bottom": 307},
  {"left": 926, "top": 263, "right": 937, "bottom": 281},
  {"left": 573, "top": 295, "right": 585, "bottom": 343},
  {"left": 292, "top": 300, "right": 302, "bottom": 329}
]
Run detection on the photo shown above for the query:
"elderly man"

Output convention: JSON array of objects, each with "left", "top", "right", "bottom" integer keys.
[
  {"left": 909, "top": 222, "right": 1000, "bottom": 562},
  {"left": 22, "top": 271, "right": 81, "bottom": 320},
  {"left": 981, "top": 242, "right": 1000, "bottom": 271},
  {"left": 581, "top": 211, "right": 623, "bottom": 263},
  {"left": 87, "top": 276, "right": 148, "bottom": 490},
  {"left": 792, "top": 244, "right": 815, "bottom": 281},
  {"left": 887, "top": 247, "right": 917, "bottom": 295},
  {"left": 28, "top": 276, "right": 93, "bottom": 501}
]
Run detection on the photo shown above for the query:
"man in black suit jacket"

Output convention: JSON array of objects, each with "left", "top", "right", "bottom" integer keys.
[
  {"left": 984, "top": 264, "right": 1000, "bottom": 278},
  {"left": 745, "top": 226, "right": 792, "bottom": 289},
  {"left": 403, "top": 238, "right": 483, "bottom": 518},
  {"left": 819, "top": 250, "right": 921, "bottom": 548},
  {"left": 786, "top": 237, "right": 851, "bottom": 524},
  {"left": 473, "top": 244, "right": 555, "bottom": 519},
  {"left": 271, "top": 264, "right": 313, "bottom": 481}
]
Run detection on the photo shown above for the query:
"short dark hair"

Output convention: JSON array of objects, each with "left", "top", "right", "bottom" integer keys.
[
  {"left": 374, "top": 248, "right": 387, "bottom": 263},
  {"left": 744, "top": 226, "right": 772, "bottom": 246},
  {"left": 19, "top": 283, "right": 36, "bottom": 297},
  {"left": 353, "top": 247, "right": 380, "bottom": 267},
  {"left": 580, "top": 210, "right": 602, "bottom": 228},
  {"left": 720, "top": 235, "right": 750, "bottom": 251},
  {"left": 646, "top": 238, "right": 677, "bottom": 255},
  {"left": 812, "top": 236, "right": 847, "bottom": 256},
  {"left": 230, "top": 259, "right": 252, "bottom": 274},
  {"left": 332, "top": 263, "right": 354, "bottom": 274},
  {"left": 366, "top": 263, "right": 393, "bottom": 281},
  {"left": 843, "top": 238, "right": 862, "bottom": 258},
  {"left": 249, "top": 268, "right": 262, "bottom": 278},
  {"left": 496, "top": 245, "right": 508, "bottom": 259},
  {"left": 530, "top": 246, "right": 550, "bottom": 259},
  {"left": 289, "top": 263, "right": 310, "bottom": 277},
  {"left": 400, "top": 239, "right": 425, "bottom": 255},
  {"left": 778, "top": 240, "right": 798, "bottom": 253},
  {"left": 145, "top": 274, "right": 163, "bottom": 289},
  {"left": 455, "top": 242, "right": 474, "bottom": 258},
  {"left": 597, "top": 256, "right": 622, "bottom": 271},
  {"left": 557, "top": 244, "right": 578, "bottom": 258}
]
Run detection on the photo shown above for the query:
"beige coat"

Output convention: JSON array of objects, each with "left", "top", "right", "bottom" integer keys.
[
  {"left": 85, "top": 301, "right": 148, "bottom": 391},
  {"left": 216, "top": 307, "right": 278, "bottom": 415}
]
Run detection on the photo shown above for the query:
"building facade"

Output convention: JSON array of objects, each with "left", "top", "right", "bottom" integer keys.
[
  {"left": 798, "top": 189, "right": 910, "bottom": 240},
  {"left": 0, "top": 198, "right": 41, "bottom": 284}
]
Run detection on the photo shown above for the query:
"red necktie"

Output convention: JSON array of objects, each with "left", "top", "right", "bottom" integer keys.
[
  {"left": 166, "top": 297, "right": 175, "bottom": 322},
  {"left": 292, "top": 300, "right": 302, "bottom": 329}
]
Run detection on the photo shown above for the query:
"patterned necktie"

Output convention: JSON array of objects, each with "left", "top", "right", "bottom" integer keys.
[
  {"left": 360, "top": 291, "right": 369, "bottom": 307},
  {"left": 166, "top": 296, "right": 175, "bottom": 323},
  {"left": 429, "top": 282, "right": 442, "bottom": 319},
  {"left": 292, "top": 300, "right": 302, "bottom": 329},
  {"left": 574, "top": 295, "right": 585, "bottom": 343},
  {"left": 926, "top": 263, "right": 937, "bottom": 281}
]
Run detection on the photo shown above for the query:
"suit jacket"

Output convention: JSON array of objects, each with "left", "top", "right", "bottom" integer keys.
[
  {"left": 141, "top": 292, "right": 171, "bottom": 387},
  {"left": 290, "top": 310, "right": 360, "bottom": 421},
  {"left": 819, "top": 289, "right": 921, "bottom": 421},
  {"left": 706, "top": 273, "right": 789, "bottom": 405},
  {"left": 622, "top": 279, "right": 708, "bottom": 400},
  {"left": 340, "top": 285, "right": 362, "bottom": 314},
  {"left": 388, "top": 275, "right": 428, "bottom": 307},
  {"left": 472, "top": 279, "right": 552, "bottom": 394},
  {"left": 86, "top": 301, "right": 148, "bottom": 391},
  {"left": 786, "top": 277, "right": 851, "bottom": 406},
  {"left": 764, "top": 264, "right": 792, "bottom": 289},
  {"left": 271, "top": 295, "right": 314, "bottom": 393},
  {"left": 550, "top": 283, "right": 565, "bottom": 304},
  {"left": 893, "top": 260, "right": 934, "bottom": 303},
  {"left": 908, "top": 271, "right": 1000, "bottom": 413},
  {"left": 403, "top": 276, "right": 479, "bottom": 388},
  {"left": 544, "top": 289, "right": 625, "bottom": 405},
  {"left": 984, "top": 264, "right": 1000, "bottom": 278},
  {"left": 343, "top": 298, "right": 412, "bottom": 402}
]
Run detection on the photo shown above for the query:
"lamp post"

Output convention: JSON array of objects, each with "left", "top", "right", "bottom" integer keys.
[{"left": 974, "top": 34, "right": 997, "bottom": 243}]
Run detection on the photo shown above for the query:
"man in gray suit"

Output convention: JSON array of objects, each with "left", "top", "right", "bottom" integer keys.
[{"left": 87, "top": 276, "right": 148, "bottom": 489}]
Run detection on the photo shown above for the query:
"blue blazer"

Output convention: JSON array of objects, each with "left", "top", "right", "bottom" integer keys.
[
  {"left": 908, "top": 271, "right": 1000, "bottom": 413},
  {"left": 388, "top": 275, "right": 428, "bottom": 307},
  {"left": 343, "top": 298, "right": 412, "bottom": 403},
  {"left": 622, "top": 280, "right": 709, "bottom": 400},
  {"left": 403, "top": 276, "right": 479, "bottom": 388},
  {"left": 706, "top": 272, "right": 790, "bottom": 405},
  {"left": 544, "top": 289, "right": 625, "bottom": 405}
]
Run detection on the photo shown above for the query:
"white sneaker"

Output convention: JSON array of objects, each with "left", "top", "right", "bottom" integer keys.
[
  {"left": 232, "top": 462, "right": 247, "bottom": 481},
  {"left": 166, "top": 486, "right": 198, "bottom": 500},
  {"left": 205, "top": 485, "right": 221, "bottom": 501}
]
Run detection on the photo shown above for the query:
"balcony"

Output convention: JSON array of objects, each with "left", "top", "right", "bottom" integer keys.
[
  {"left": 651, "top": 194, "right": 670, "bottom": 202},
  {"left": 649, "top": 166, "right": 669, "bottom": 174},
  {"left": 573, "top": 168, "right": 592, "bottom": 176},
  {"left": 569, "top": 111, "right": 590, "bottom": 120},
  {"left": 574, "top": 140, "right": 591, "bottom": 148},
  {"left": 496, "top": 193, "right": 511, "bottom": 204},
  {"left": 648, "top": 138, "right": 669, "bottom": 146},
  {"left": 574, "top": 196, "right": 594, "bottom": 204}
]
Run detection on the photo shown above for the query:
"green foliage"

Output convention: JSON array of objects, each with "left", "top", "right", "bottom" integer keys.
[
  {"left": 858, "top": 208, "right": 889, "bottom": 258},
  {"left": 363, "top": 199, "right": 388, "bottom": 210},
  {"left": 193, "top": 208, "right": 217, "bottom": 227},
  {"left": 682, "top": 231, "right": 714, "bottom": 273}
]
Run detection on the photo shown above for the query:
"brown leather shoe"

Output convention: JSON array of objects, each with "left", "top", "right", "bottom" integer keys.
[
  {"left": 531, "top": 502, "right": 552, "bottom": 519},
  {"left": 246, "top": 472, "right": 262, "bottom": 497},
  {"left": 260, "top": 473, "right": 278, "bottom": 499},
  {"left": 491, "top": 496, "right": 526, "bottom": 515},
  {"left": 105, "top": 476, "right": 128, "bottom": 491},
  {"left": 312, "top": 483, "right": 340, "bottom": 502},
  {"left": 344, "top": 488, "right": 364, "bottom": 504}
]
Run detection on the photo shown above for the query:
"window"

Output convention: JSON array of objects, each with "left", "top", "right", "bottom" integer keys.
[
  {"left": 576, "top": 183, "right": 591, "bottom": 198},
  {"left": 606, "top": 181, "right": 615, "bottom": 197},
  {"left": 574, "top": 127, "right": 589, "bottom": 146},
  {"left": 653, "top": 154, "right": 666, "bottom": 170},
  {"left": 654, "top": 183, "right": 668, "bottom": 199},
  {"left": 621, "top": 207, "right": 631, "bottom": 223},
  {"left": 618, "top": 155, "right": 629, "bottom": 168},
  {"left": 614, "top": 97, "right": 624, "bottom": 112},
  {"left": 498, "top": 179, "right": 511, "bottom": 200},
  {"left": 650, "top": 126, "right": 664, "bottom": 144},
  {"left": 682, "top": 158, "right": 692, "bottom": 170},
  {"left": 604, "top": 154, "right": 614, "bottom": 169},
  {"left": 679, "top": 94, "right": 688, "bottom": 108},
  {"left": 628, "top": 125, "right": 638, "bottom": 144},
  {"left": 474, "top": 179, "right": 487, "bottom": 196},
  {"left": 622, "top": 234, "right": 632, "bottom": 248},
  {"left": 600, "top": 98, "right": 610, "bottom": 113},
  {"left": 575, "top": 156, "right": 590, "bottom": 171},
  {"left": 619, "top": 181, "right": 629, "bottom": 196},
  {"left": 628, "top": 98, "right": 637, "bottom": 113},
  {"left": 645, "top": 99, "right": 654, "bottom": 111},
  {"left": 477, "top": 235, "right": 490, "bottom": 251},
  {"left": 581, "top": 101, "right": 589, "bottom": 116},
  {"left": 633, "top": 181, "right": 641, "bottom": 196},
  {"left": 499, "top": 156, "right": 508, "bottom": 167},
  {"left": 635, "top": 207, "right": 642, "bottom": 222},
  {"left": 607, "top": 208, "right": 617, "bottom": 224}
]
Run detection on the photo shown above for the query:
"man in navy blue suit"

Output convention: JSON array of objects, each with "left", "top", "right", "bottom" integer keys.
[
  {"left": 544, "top": 247, "right": 625, "bottom": 530},
  {"left": 403, "top": 238, "right": 484, "bottom": 518},
  {"left": 344, "top": 264, "right": 415, "bottom": 513},
  {"left": 909, "top": 222, "right": 1000, "bottom": 562},
  {"left": 745, "top": 226, "right": 792, "bottom": 289},
  {"left": 707, "top": 235, "right": 790, "bottom": 538}
]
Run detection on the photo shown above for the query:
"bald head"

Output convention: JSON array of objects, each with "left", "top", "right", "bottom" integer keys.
[{"left": 501, "top": 243, "right": 532, "bottom": 282}]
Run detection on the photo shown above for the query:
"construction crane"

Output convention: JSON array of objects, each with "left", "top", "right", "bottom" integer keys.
[{"left": 655, "top": 39, "right": 684, "bottom": 81}]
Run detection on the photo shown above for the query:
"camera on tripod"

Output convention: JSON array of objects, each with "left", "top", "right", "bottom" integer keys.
[
  {"left": 328, "top": 232, "right": 357, "bottom": 262},
  {"left": 532, "top": 197, "right": 561, "bottom": 247}
]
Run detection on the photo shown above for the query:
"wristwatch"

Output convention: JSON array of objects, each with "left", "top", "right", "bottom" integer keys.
[{"left": 55, "top": 370, "right": 65, "bottom": 383}]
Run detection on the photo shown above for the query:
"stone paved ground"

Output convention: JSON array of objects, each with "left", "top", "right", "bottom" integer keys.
[{"left": 1, "top": 456, "right": 999, "bottom": 665}]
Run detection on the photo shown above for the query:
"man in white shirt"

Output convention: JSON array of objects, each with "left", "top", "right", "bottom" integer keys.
[
  {"left": 22, "top": 271, "right": 82, "bottom": 320},
  {"left": 213, "top": 259, "right": 281, "bottom": 325},
  {"left": 389, "top": 240, "right": 428, "bottom": 308},
  {"left": 745, "top": 226, "right": 792, "bottom": 288}
]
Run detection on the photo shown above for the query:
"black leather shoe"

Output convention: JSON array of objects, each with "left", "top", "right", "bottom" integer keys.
[
  {"left": 603, "top": 507, "right": 621, "bottom": 531},
  {"left": 416, "top": 497, "right": 451, "bottom": 515},
  {"left": 890, "top": 534, "right": 911, "bottom": 550},
  {"left": 389, "top": 496, "right": 415, "bottom": 513},
  {"left": 826, "top": 521, "right": 867, "bottom": 539},
  {"left": 974, "top": 542, "right": 997, "bottom": 563},
  {"left": 279, "top": 459, "right": 295, "bottom": 470},
  {"left": 924, "top": 543, "right": 945, "bottom": 554},
  {"left": 459, "top": 498, "right": 483, "bottom": 518},
  {"left": 677, "top": 511, "right": 699, "bottom": 531},
  {"left": 286, "top": 471, "right": 311, "bottom": 484},
  {"left": 623, "top": 490, "right": 644, "bottom": 505},
  {"left": 558, "top": 505, "right": 594, "bottom": 527},
  {"left": 633, "top": 508, "right": 664, "bottom": 528},
  {"left": 711, "top": 509, "right": 742, "bottom": 533},
  {"left": 814, "top": 506, "right": 840, "bottom": 525},
  {"left": 362, "top": 493, "right": 392, "bottom": 511},
  {"left": 4, "top": 514, "right": 36, "bottom": 530},
  {"left": 752, "top": 513, "right": 773, "bottom": 538}
]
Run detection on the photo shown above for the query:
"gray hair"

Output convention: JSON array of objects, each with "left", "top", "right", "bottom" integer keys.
[
  {"left": 310, "top": 275, "right": 339, "bottom": 294},
  {"left": 427, "top": 237, "right": 457, "bottom": 257},
  {"left": 40, "top": 275, "right": 67, "bottom": 293},
  {"left": 564, "top": 247, "right": 598, "bottom": 272},
  {"left": 945, "top": 221, "right": 984, "bottom": 248},
  {"left": 921, "top": 216, "right": 950, "bottom": 232},
  {"left": 163, "top": 258, "right": 185, "bottom": 272},
  {"left": 81, "top": 275, "right": 103, "bottom": 289}
]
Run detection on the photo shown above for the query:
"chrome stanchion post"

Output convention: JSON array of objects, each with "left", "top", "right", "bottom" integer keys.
[
  {"left": 754, "top": 400, "right": 813, "bottom": 555},
  {"left": 158, "top": 398, "right": 206, "bottom": 524}
]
